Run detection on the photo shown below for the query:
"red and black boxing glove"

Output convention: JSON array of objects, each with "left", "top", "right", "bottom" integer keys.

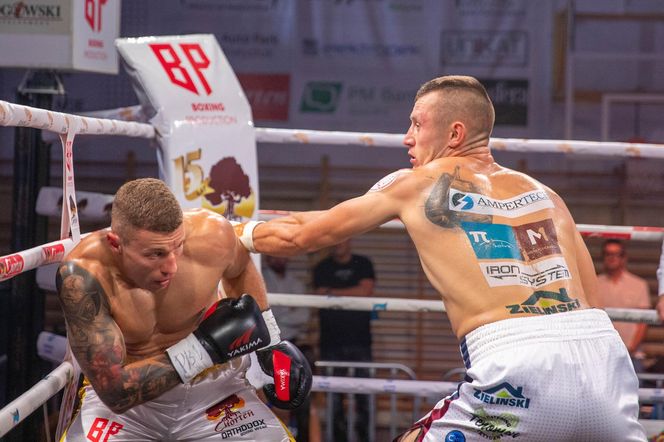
[
  {"left": 247, "top": 340, "right": 312, "bottom": 410},
  {"left": 166, "top": 294, "right": 281, "bottom": 383}
]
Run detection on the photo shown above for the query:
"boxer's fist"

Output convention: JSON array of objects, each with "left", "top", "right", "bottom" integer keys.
[
  {"left": 195, "top": 295, "right": 271, "bottom": 363},
  {"left": 167, "top": 295, "right": 280, "bottom": 383},
  {"left": 247, "top": 341, "right": 312, "bottom": 409}
]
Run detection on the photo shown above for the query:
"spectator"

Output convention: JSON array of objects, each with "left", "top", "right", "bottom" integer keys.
[
  {"left": 312, "top": 239, "right": 375, "bottom": 442},
  {"left": 598, "top": 239, "right": 651, "bottom": 372},
  {"left": 261, "top": 255, "right": 318, "bottom": 441}
]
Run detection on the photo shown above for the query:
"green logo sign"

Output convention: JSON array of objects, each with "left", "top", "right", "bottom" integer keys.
[{"left": 300, "top": 82, "right": 342, "bottom": 113}]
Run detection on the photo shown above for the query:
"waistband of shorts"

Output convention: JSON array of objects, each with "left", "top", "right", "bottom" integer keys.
[{"left": 459, "top": 309, "right": 616, "bottom": 368}]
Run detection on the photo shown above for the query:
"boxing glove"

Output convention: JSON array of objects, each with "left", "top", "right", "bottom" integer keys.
[
  {"left": 166, "top": 294, "right": 281, "bottom": 383},
  {"left": 246, "top": 340, "right": 312, "bottom": 410}
]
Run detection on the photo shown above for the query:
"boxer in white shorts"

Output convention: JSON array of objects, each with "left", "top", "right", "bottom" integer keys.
[
  {"left": 235, "top": 75, "right": 646, "bottom": 440},
  {"left": 61, "top": 357, "right": 294, "bottom": 441},
  {"left": 56, "top": 179, "right": 311, "bottom": 441},
  {"left": 399, "top": 309, "right": 643, "bottom": 441}
]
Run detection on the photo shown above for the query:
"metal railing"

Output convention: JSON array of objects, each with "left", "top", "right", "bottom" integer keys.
[{"left": 315, "top": 361, "right": 420, "bottom": 442}]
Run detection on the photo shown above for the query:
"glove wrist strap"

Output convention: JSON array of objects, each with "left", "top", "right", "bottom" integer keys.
[
  {"left": 262, "top": 308, "right": 281, "bottom": 347},
  {"left": 166, "top": 333, "right": 214, "bottom": 383},
  {"left": 238, "top": 220, "right": 264, "bottom": 253}
]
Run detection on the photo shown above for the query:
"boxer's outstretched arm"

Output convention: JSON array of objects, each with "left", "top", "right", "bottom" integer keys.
[
  {"left": 222, "top": 225, "right": 269, "bottom": 310},
  {"left": 57, "top": 262, "right": 180, "bottom": 414},
  {"left": 252, "top": 179, "right": 409, "bottom": 257}
]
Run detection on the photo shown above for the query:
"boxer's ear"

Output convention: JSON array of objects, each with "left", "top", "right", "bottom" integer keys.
[
  {"left": 107, "top": 231, "right": 121, "bottom": 253},
  {"left": 449, "top": 121, "right": 466, "bottom": 148}
]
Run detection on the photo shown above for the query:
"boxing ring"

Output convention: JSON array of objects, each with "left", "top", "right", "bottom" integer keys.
[{"left": 2, "top": 99, "right": 664, "bottom": 439}]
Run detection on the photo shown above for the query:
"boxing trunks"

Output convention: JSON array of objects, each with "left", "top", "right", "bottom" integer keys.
[
  {"left": 402, "top": 309, "right": 646, "bottom": 441},
  {"left": 60, "top": 356, "right": 294, "bottom": 441}
]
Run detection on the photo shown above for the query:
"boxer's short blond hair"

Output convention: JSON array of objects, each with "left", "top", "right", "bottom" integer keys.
[
  {"left": 111, "top": 178, "right": 183, "bottom": 240},
  {"left": 415, "top": 75, "right": 495, "bottom": 136}
]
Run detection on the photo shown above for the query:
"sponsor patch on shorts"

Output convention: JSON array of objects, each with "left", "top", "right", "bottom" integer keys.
[
  {"left": 449, "top": 188, "right": 553, "bottom": 218},
  {"left": 473, "top": 383, "right": 531, "bottom": 409},
  {"left": 445, "top": 430, "right": 466, "bottom": 441},
  {"left": 468, "top": 407, "right": 521, "bottom": 439},
  {"left": 206, "top": 394, "right": 257, "bottom": 434}
]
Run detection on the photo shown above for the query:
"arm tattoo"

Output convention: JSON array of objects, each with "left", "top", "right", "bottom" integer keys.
[
  {"left": 424, "top": 165, "right": 492, "bottom": 228},
  {"left": 57, "top": 263, "right": 180, "bottom": 412}
]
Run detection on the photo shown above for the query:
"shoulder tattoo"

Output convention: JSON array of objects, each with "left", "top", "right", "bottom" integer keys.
[
  {"left": 56, "top": 262, "right": 109, "bottom": 340},
  {"left": 424, "top": 165, "right": 492, "bottom": 228}
]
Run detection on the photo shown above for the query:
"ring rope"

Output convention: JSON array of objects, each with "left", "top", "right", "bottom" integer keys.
[
  {"left": 0, "top": 100, "right": 154, "bottom": 138},
  {"left": 0, "top": 361, "right": 73, "bottom": 438},
  {"left": 4, "top": 99, "right": 664, "bottom": 159}
]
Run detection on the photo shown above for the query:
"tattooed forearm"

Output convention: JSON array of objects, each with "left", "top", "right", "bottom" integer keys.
[
  {"left": 56, "top": 262, "right": 181, "bottom": 413},
  {"left": 424, "top": 165, "right": 492, "bottom": 228},
  {"left": 99, "top": 354, "right": 181, "bottom": 413}
]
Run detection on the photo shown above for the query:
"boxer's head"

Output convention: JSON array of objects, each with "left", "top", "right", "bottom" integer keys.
[
  {"left": 405, "top": 76, "right": 494, "bottom": 167},
  {"left": 107, "top": 178, "right": 184, "bottom": 292}
]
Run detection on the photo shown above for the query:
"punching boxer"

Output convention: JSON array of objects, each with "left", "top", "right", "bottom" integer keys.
[
  {"left": 56, "top": 178, "right": 311, "bottom": 441},
  {"left": 236, "top": 76, "right": 646, "bottom": 440}
]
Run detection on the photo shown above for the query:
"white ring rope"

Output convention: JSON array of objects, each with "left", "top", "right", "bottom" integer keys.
[
  {"left": 255, "top": 127, "right": 664, "bottom": 159},
  {"left": 4, "top": 99, "right": 664, "bottom": 159},
  {"left": 310, "top": 376, "right": 664, "bottom": 404},
  {"left": 0, "top": 361, "right": 73, "bottom": 438},
  {"left": 0, "top": 100, "right": 154, "bottom": 138}
]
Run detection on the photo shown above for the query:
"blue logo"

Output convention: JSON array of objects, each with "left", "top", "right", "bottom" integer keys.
[
  {"left": 445, "top": 430, "right": 466, "bottom": 442},
  {"left": 461, "top": 222, "right": 522, "bottom": 260},
  {"left": 452, "top": 192, "right": 474, "bottom": 210}
]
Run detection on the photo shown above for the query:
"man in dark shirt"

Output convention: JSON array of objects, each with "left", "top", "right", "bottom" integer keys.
[{"left": 312, "top": 239, "right": 375, "bottom": 442}]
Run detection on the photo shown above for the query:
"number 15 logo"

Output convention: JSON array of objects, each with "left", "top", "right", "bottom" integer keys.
[{"left": 149, "top": 43, "right": 212, "bottom": 96}]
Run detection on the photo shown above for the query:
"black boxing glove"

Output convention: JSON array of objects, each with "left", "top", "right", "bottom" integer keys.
[
  {"left": 166, "top": 294, "right": 281, "bottom": 383},
  {"left": 246, "top": 340, "right": 313, "bottom": 410}
]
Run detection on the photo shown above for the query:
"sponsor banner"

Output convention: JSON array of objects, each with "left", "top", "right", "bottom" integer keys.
[
  {"left": 116, "top": 35, "right": 258, "bottom": 222},
  {"left": 178, "top": 1, "right": 294, "bottom": 70},
  {"left": 455, "top": 0, "right": 527, "bottom": 15},
  {"left": 450, "top": 189, "right": 553, "bottom": 218},
  {"left": 0, "top": 0, "right": 70, "bottom": 34},
  {"left": 479, "top": 256, "right": 570, "bottom": 289},
  {"left": 439, "top": 0, "right": 549, "bottom": 136},
  {"left": 71, "top": 0, "right": 120, "bottom": 73},
  {"left": 482, "top": 79, "right": 528, "bottom": 126},
  {"left": 0, "top": 0, "right": 119, "bottom": 73},
  {"left": 296, "top": 0, "right": 429, "bottom": 71},
  {"left": 441, "top": 31, "right": 528, "bottom": 67},
  {"left": 292, "top": 72, "right": 425, "bottom": 131},
  {"left": 237, "top": 73, "right": 289, "bottom": 122}
]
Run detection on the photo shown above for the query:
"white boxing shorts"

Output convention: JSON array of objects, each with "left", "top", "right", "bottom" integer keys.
[
  {"left": 60, "top": 356, "right": 294, "bottom": 441},
  {"left": 401, "top": 309, "right": 646, "bottom": 442}
]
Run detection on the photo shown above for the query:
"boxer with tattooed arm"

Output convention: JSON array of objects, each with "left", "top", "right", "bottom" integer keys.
[
  {"left": 56, "top": 178, "right": 310, "bottom": 441},
  {"left": 236, "top": 76, "right": 645, "bottom": 441}
]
